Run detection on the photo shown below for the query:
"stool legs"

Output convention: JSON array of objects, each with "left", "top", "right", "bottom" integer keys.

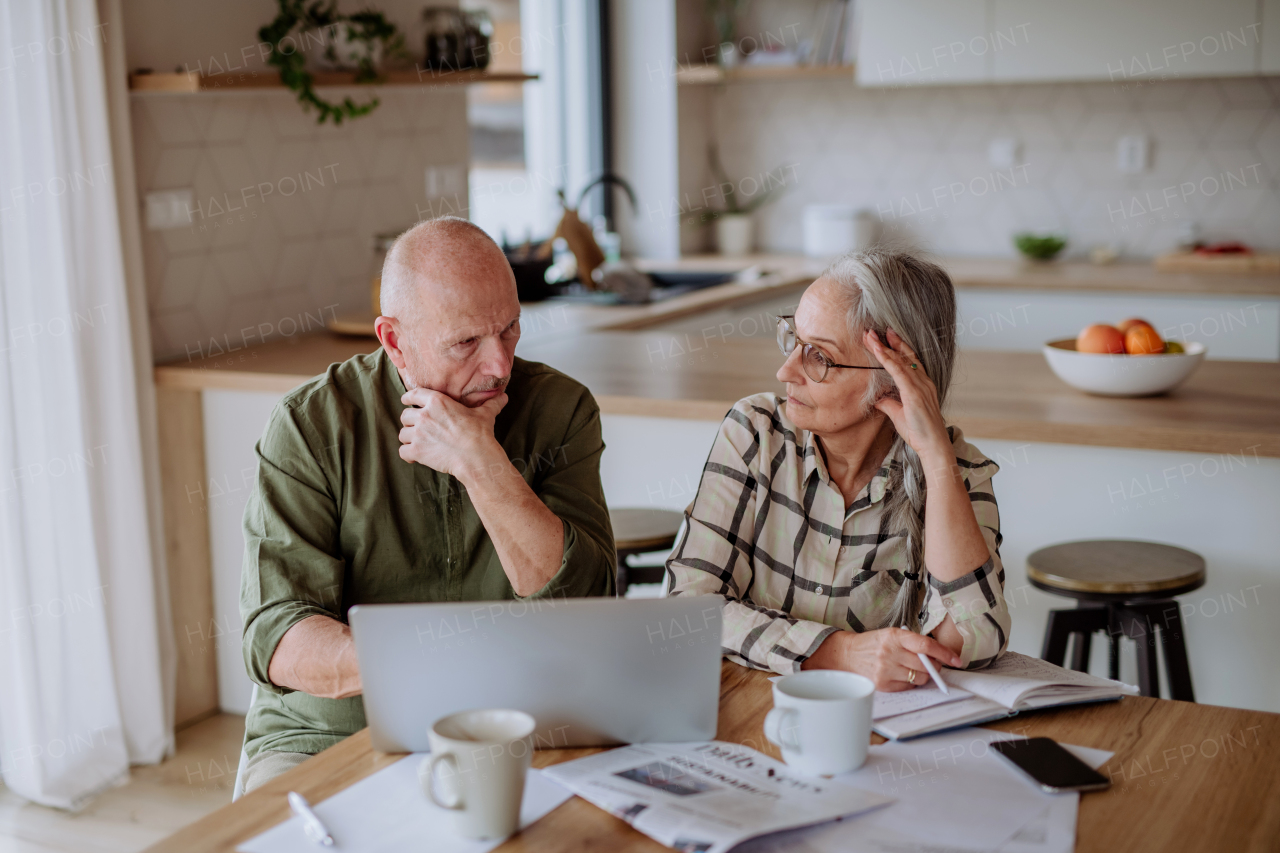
[
  {"left": 1041, "top": 607, "right": 1108, "bottom": 668},
  {"left": 1040, "top": 599, "right": 1195, "bottom": 702}
]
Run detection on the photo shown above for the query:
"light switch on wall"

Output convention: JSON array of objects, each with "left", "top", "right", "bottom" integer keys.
[
  {"left": 145, "top": 188, "right": 194, "bottom": 230},
  {"left": 988, "top": 138, "right": 1020, "bottom": 170},
  {"left": 425, "top": 165, "right": 466, "bottom": 198},
  {"left": 1116, "top": 135, "right": 1150, "bottom": 174}
]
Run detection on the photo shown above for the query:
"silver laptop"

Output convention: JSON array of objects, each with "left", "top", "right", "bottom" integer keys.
[{"left": 349, "top": 596, "right": 723, "bottom": 752}]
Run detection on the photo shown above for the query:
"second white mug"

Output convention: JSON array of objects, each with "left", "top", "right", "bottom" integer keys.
[{"left": 764, "top": 670, "right": 874, "bottom": 776}]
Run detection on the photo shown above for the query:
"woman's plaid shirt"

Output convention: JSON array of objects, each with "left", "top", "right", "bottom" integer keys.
[{"left": 665, "top": 393, "right": 1010, "bottom": 675}]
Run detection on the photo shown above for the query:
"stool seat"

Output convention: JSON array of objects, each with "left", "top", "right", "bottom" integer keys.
[
  {"left": 610, "top": 508, "right": 684, "bottom": 593},
  {"left": 611, "top": 508, "right": 684, "bottom": 553},
  {"left": 1028, "top": 539, "right": 1205, "bottom": 601},
  {"left": 1030, "top": 539, "right": 1204, "bottom": 702}
]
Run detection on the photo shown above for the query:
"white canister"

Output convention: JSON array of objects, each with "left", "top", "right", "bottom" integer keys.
[
  {"left": 716, "top": 213, "right": 754, "bottom": 257},
  {"left": 803, "top": 205, "right": 878, "bottom": 257}
]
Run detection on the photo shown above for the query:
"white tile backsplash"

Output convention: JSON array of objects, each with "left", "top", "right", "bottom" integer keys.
[
  {"left": 689, "top": 76, "right": 1280, "bottom": 259},
  {"left": 134, "top": 88, "right": 470, "bottom": 363}
]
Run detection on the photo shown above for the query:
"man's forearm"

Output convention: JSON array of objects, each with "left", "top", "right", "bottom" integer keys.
[
  {"left": 267, "top": 614, "right": 363, "bottom": 699},
  {"left": 461, "top": 456, "right": 565, "bottom": 596}
]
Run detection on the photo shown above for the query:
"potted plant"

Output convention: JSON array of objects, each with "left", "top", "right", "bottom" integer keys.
[
  {"left": 705, "top": 0, "right": 750, "bottom": 67},
  {"left": 704, "top": 144, "right": 784, "bottom": 257},
  {"left": 258, "top": 0, "right": 407, "bottom": 125}
]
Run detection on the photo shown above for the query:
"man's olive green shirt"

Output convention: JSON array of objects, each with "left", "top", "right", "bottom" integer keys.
[{"left": 239, "top": 350, "right": 616, "bottom": 759}]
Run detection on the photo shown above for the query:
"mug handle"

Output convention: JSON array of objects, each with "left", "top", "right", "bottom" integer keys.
[
  {"left": 425, "top": 753, "right": 465, "bottom": 810},
  {"left": 763, "top": 708, "right": 801, "bottom": 752}
]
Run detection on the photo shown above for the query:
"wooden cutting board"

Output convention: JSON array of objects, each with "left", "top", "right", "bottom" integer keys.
[
  {"left": 1155, "top": 251, "right": 1280, "bottom": 274},
  {"left": 326, "top": 313, "right": 378, "bottom": 337}
]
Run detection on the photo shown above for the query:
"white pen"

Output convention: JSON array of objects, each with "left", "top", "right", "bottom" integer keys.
[
  {"left": 288, "top": 791, "right": 335, "bottom": 847},
  {"left": 900, "top": 626, "right": 950, "bottom": 694}
]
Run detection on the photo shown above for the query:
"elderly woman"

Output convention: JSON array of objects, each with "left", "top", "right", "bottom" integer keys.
[{"left": 666, "top": 250, "right": 1010, "bottom": 690}]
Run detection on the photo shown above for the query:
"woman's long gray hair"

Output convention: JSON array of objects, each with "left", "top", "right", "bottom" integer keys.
[{"left": 822, "top": 249, "right": 958, "bottom": 632}]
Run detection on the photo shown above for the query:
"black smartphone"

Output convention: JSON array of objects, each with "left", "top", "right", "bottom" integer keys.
[{"left": 990, "top": 737, "right": 1111, "bottom": 794}]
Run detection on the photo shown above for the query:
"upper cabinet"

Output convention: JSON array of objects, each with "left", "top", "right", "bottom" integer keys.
[
  {"left": 1264, "top": 0, "right": 1280, "bottom": 73},
  {"left": 856, "top": 0, "right": 988, "bottom": 86},
  {"left": 857, "top": 0, "right": 1273, "bottom": 86}
]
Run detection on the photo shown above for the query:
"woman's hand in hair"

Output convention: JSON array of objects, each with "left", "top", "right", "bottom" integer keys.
[{"left": 864, "top": 328, "right": 953, "bottom": 467}]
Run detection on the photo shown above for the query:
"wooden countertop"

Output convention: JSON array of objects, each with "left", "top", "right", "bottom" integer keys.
[
  {"left": 144, "top": 660, "right": 1280, "bottom": 853},
  {"left": 647, "top": 254, "right": 1280, "bottom": 298},
  {"left": 155, "top": 329, "right": 1280, "bottom": 458}
]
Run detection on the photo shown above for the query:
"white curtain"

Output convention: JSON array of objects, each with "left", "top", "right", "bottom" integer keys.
[{"left": 0, "top": 0, "right": 172, "bottom": 809}]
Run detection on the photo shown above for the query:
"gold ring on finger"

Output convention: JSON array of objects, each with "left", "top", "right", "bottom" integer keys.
[
  {"left": 909, "top": 363, "right": 918, "bottom": 370},
  {"left": 907, "top": 669, "right": 916, "bottom": 684}
]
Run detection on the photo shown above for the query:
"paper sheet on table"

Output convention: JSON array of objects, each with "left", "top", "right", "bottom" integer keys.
[
  {"left": 733, "top": 730, "right": 1113, "bottom": 853},
  {"left": 236, "top": 757, "right": 571, "bottom": 853}
]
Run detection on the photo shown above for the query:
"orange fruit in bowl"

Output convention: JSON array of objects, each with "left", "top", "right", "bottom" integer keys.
[
  {"left": 1076, "top": 324, "right": 1126, "bottom": 354},
  {"left": 1124, "top": 324, "right": 1165, "bottom": 355},
  {"left": 1117, "top": 317, "right": 1154, "bottom": 333}
]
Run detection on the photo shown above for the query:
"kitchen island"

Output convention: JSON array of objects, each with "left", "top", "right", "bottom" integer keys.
[{"left": 155, "top": 258, "right": 1280, "bottom": 727}]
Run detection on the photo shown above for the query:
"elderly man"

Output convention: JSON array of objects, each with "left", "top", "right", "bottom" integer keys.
[{"left": 238, "top": 217, "right": 615, "bottom": 793}]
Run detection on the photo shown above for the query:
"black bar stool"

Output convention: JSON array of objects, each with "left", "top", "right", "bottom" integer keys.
[
  {"left": 1028, "top": 539, "right": 1204, "bottom": 702},
  {"left": 610, "top": 508, "right": 684, "bottom": 595}
]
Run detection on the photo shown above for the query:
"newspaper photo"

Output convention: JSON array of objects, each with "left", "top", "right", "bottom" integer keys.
[{"left": 542, "top": 741, "right": 893, "bottom": 853}]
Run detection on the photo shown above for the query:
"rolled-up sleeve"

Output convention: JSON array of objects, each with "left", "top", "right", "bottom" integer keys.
[
  {"left": 919, "top": 459, "right": 1010, "bottom": 669},
  {"left": 240, "top": 403, "right": 344, "bottom": 694},
  {"left": 666, "top": 406, "right": 836, "bottom": 674},
  {"left": 516, "top": 390, "right": 616, "bottom": 600}
]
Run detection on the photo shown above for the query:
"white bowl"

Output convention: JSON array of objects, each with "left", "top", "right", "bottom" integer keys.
[{"left": 1042, "top": 339, "right": 1207, "bottom": 397}]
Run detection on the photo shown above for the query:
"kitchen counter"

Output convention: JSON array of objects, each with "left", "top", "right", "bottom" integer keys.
[
  {"left": 634, "top": 254, "right": 1280, "bottom": 298},
  {"left": 156, "top": 328, "right": 1280, "bottom": 458}
]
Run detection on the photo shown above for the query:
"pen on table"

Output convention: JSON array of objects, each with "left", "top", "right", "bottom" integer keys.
[
  {"left": 900, "top": 626, "right": 949, "bottom": 694},
  {"left": 288, "top": 791, "right": 335, "bottom": 847}
]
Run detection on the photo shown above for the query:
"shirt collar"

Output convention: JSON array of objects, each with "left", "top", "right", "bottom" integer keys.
[{"left": 792, "top": 411, "right": 895, "bottom": 508}]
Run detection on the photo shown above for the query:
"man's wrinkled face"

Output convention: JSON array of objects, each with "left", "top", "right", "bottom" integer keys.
[{"left": 392, "top": 251, "right": 521, "bottom": 408}]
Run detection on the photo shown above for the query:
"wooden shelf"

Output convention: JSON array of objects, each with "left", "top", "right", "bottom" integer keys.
[
  {"left": 128, "top": 68, "right": 538, "bottom": 93},
  {"left": 676, "top": 64, "right": 855, "bottom": 85}
]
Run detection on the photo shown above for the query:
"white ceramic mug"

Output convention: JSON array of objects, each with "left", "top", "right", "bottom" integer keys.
[
  {"left": 420, "top": 709, "right": 536, "bottom": 840},
  {"left": 764, "top": 670, "right": 874, "bottom": 776}
]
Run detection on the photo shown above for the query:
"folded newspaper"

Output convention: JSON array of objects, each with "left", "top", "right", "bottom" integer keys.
[{"left": 542, "top": 741, "right": 893, "bottom": 853}]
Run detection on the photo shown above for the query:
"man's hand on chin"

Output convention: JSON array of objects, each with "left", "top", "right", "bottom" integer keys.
[{"left": 398, "top": 387, "right": 509, "bottom": 481}]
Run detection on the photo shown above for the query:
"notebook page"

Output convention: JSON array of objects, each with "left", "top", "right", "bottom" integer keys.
[
  {"left": 871, "top": 695, "right": 1008, "bottom": 740},
  {"left": 873, "top": 683, "right": 973, "bottom": 720},
  {"left": 946, "top": 652, "right": 1129, "bottom": 709}
]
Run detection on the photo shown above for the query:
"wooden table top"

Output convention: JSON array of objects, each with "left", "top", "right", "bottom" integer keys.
[
  {"left": 154, "top": 330, "right": 1280, "bottom": 458},
  {"left": 144, "top": 660, "right": 1280, "bottom": 853}
]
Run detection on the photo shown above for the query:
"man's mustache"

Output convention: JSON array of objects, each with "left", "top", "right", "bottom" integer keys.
[{"left": 464, "top": 375, "right": 509, "bottom": 396}]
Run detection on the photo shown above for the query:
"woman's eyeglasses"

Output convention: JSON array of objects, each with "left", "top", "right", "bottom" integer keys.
[{"left": 775, "top": 315, "right": 887, "bottom": 383}]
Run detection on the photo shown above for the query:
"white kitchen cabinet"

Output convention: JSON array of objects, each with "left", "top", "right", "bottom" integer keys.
[
  {"left": 990, "top": 0, "right": 1260, "bottom": 83},
  {"left": 857, "top": 0, "right": 1267, "bottom": 87},
  {"left": 1263, "top": 0, "right": 1280, "bottom": 73},
  {"left": 856, "top": 0, "right": 989, "bottom": 87}
]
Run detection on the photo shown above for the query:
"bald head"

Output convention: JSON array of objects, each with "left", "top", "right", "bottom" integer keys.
[
  {"left": 380, "top": 216, "right": 515, "bottom": 325},
  {"left": 375, "top": 217, "right": 522, "bottom": 405}
]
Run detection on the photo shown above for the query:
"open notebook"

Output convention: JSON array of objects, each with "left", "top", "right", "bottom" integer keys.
[{"left": 873, "top": 651, "right": 1140, "bottom": 740}]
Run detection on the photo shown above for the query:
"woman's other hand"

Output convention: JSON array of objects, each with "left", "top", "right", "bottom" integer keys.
[{"left": 802, "top": 627, "right": 962, "bottom": 691}]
